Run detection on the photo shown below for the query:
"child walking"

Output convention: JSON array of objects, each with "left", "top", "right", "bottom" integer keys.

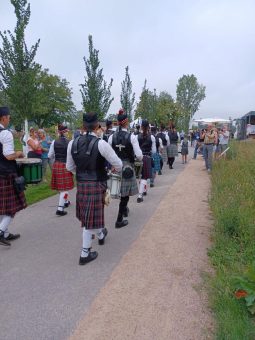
[{"left": 181, "top": 135, "right": 189, "bottom": 164}]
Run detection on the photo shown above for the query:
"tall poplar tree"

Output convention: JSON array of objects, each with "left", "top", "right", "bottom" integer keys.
[
  {"left": 0, "top": 0, "right": 40, "bottom": 125},
  {"left": 135, "top": 80, "right": 156, "bottom": 122},
  {"left": 120, "top": 66, "right": 135, "bottom": 121},
  {"left": 176, "top": 74, "right": 206, "bottom": 131},
  {"left": 80, "top": 35, "right": 113, "bottom": 120}
]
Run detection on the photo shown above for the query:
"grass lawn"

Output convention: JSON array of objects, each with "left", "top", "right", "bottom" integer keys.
[{"left": 209, "top": 140, "right": 255, "bottom": 339}]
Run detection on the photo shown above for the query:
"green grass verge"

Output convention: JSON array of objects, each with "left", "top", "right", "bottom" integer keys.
[
  {"left": 24, "top": 168, "right": 57, "bottom": 205},
  {"left": 209, "top": 140, "right": 255, "bottom": 339}
]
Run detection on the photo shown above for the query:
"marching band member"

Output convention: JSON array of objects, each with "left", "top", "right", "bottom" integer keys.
[
  {"left": 150, "top": 126, "right": 163, "bottom": 187},
  {"left": 156, "top": 124, "right": 169, "bottom": 172},
  {"left": 66, "top": 112, "right": 122, "bottom": 265},
  {"left": 137, "top": 119, "right": 156, "bottom": 203},
  {"left": 108, "top": 109, "right": 143, "bottom": 228},
  {"left": 0, "top": 107, "right": 26, "bottom": 246},
  {"left": 48, "top": 124, "right": 74, "bottom": 216}
]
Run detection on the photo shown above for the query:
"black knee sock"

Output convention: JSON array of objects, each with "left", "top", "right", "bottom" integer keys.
[{"left": 117, "top": 196, "right": 129, "bottom": 221}]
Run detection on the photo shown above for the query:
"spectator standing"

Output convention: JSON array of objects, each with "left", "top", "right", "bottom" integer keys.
[
  {"left": 27, "top": 127, "right": 42, "bottom": 159},
  {"left": 218, "top": 126, "right": 230, "bottom": 158},
  {"left": 38, "top": 129, "right": 51, "bottom": 181},
  {"left": 204, "top": 125, "right": 216, "bottom": 172}
]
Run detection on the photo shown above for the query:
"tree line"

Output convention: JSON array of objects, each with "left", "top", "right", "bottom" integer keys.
[{"left": 0, "top": 0, "right": 206, "bottom": 132}]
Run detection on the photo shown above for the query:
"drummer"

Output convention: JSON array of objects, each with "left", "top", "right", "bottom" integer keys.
[
  {"left": 48, "top": 124, "right": 74, "bottom": 216},
  {"left": 0, "top": 107, "right": 27, "bottom": 246},
  {"left": 66, "top": 112, "right": 122, "bottom": 265},
  {"left": 137, "top": 119, "right": 156, "bottom": 203},
  {"left": 150, "top": 126, "right": 163, "bottom": 187},
  {"left": 108, "top": 109, "right": 143, "bottom": 228}
]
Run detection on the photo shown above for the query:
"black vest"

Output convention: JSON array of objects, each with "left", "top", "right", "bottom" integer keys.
[
  {"left": 112, "top": 129, "right": 135, "bottom": 163},
  {"left": 54, "top": 136, "right": 69, "bottom": 163},
  {"left": 71, "top": 134, "right": 107, "bottom": 182},
  {"left": 157, "top": 132, "right": 167, "bottom": 146},
  {"left": 0, "top": 127, "right": 17, "bottom": 176},
  {"left": 168, "top": 131, "right": 178, "bottom": 144},
  {"left": 138, "top": 133, "right": 152, "bottom": 155},
  {"left": 103, "top": 129, "right": 113, "bottom": 142}
]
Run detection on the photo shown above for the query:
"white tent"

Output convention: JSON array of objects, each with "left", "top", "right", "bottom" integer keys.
[
  {"left": 192, "top": 117, "right": 230, "bottom": 124},
  {"left": 129, "top": 117, "right": 142, "bottom": 128}
]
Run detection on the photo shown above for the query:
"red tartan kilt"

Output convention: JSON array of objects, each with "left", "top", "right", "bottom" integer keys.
[
  {"left": 141, "top": 155, "right": 152, "bottom": 180},
  {"left": 0, "top": 175, "right": 27, "bottom": 217},
  {"left": 76, "top": 181, "right": 106, "bottom": 229},
  {"left": 51, "top": 161, "right": 74, "bottom": 191}
]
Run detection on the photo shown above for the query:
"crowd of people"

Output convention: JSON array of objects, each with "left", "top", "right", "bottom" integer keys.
[
  {"left": 191, "top": 125, "right": 230, "bottom": 171},
  {"left": 2, "top": 105, "right": 230, "bottom": 266}
]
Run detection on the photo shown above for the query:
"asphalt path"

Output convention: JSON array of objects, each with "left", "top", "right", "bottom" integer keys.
[{"left": 0, "top": 156, "right": 190, "bottom": 340}]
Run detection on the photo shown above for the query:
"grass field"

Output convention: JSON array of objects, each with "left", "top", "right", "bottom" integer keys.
[{"left": 209, "top": 140, "right": 255, "bottom": 339}]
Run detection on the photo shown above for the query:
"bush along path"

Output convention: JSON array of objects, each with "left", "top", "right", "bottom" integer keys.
[{"left": 209, "top": 140, "right": 255, "bottom": 339}]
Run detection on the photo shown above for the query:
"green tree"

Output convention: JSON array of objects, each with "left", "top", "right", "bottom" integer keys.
[
  {"left": 106, "top": 113, "right": 117, "bottom": 122},
  {"left": 32, "top": 69, "right": 76, "bottom": 128},
  {"left": 80, "top": 35, "right": 113, "bottom": 120},
  {"left": 0, "top": 0, "right": 40, "bottom": 126},
  {"left": 156, "top": 91, "right": 175, "bottom": 125},
  {"left": 135, "top": 80, "right": 157, "bottom": 122},
  {"left": 120, "top": 66, "right": 135, "bottom": 121},
  {"left": 176, "top": 74, "right": 206, "bottom": 131}
]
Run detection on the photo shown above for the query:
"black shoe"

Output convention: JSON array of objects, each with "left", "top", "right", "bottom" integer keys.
[
  {"left": 123, "top": 207, "right": 129, "bottom": 218},
  {"left": 5, "top": 233, "right": 20, "bottom": 241},
  {"left": 143, "top": 192, "right": 147, "bottom": 196},
  {"left": 158, "top": 171, "right": 162, "bottom": 175},
  {"left": 0, "top": 232, "right": 11, "bottom": 246},
  {"left": 150, "top": 183, "right": 154, "bottom": 188},
  {"left": 137, "top": 196, "right": 143, "bottom": 203},
  {"left": 98, "top": 228, "right": 108, "bottom": 245},
  {"left": 56, "top": 210, "right": 67, "bottom": 216},
  {"left": 79, "top": 251, "right": 98, "bottom": 265},
  {"left": 115, "top": 220, "right": 128, "bottom": 229},
  {"left": 64, "top": 200, "right": 70, "bottom": 208}
]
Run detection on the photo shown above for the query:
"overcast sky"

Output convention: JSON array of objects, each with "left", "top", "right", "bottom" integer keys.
[{"left": 1, "top": 0, "right": 255, "bottom": 120}]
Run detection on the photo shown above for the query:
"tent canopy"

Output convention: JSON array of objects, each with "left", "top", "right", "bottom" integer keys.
[{"left": 192, "top": 117, "right": 230, "bottom": 124}]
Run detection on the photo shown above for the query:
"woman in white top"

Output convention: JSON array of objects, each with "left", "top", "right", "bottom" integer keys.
[{"left": 27, "top": 127, "right": 42, "bottom": 158}]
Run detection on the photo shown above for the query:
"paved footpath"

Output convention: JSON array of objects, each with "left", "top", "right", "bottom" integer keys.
[{"left": 0, "top": 155, "right": 198, "bottom": 340}]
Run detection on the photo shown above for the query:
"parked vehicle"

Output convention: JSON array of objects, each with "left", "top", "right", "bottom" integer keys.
[{"left": 234, "top": 111, "right": 255, "bottom": 140}]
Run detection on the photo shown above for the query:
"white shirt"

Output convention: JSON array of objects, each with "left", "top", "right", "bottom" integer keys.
[
  {"left": 0, "top": 123, "right": 15, "bottom": 156},
  {"left": 48, "top": 140, "right": 56, "bottom": 160},
  {"left": 219, "top": 130, "right": 229, "bottom": 145},
  {"left": 66, "top": 132, "right": 123, "bottom": 174},
  {"left": 150, "top": 135, "right": 157, "bottom": 154},
  {"left": 108, "top": 129, "right": 143, "bottom": 161}
]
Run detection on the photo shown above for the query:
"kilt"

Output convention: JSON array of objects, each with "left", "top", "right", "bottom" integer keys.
[
  {"left": 152, "top": 152, "right": 161, "bottom": 172},
  {"left": 120, "top": 161, "right": 138, "bottom": 197},
  {"left": 181, "top": 146, "right": 188, "bottom": 155},
  {"left": 141, "top": 155, "right": 152, "bottom": 180},
  {"left": 161, "top": 146, "right": 167, "bottom": 162},
  {"left": 167, "top": 144, "right": 178, "bottom": 157},
  {"left": 76, "top": 181, "right": 106, "bottom": 229},
  {"left": 51, "top": 161, "right": 74, "bottom": 191},
  {"left": 0, "top": 175, "right": 27, "bottom": 217}
]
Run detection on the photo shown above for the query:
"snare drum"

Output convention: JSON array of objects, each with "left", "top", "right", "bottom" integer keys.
[
  {"left": 134, "top": 161, "right": 143, "bottom": 179},
  {"left": 107, "top": 172, "right": 121, "bottom": 199},
  {"left": 16, "top": 158, "right": 42, "bottom": 184}
]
